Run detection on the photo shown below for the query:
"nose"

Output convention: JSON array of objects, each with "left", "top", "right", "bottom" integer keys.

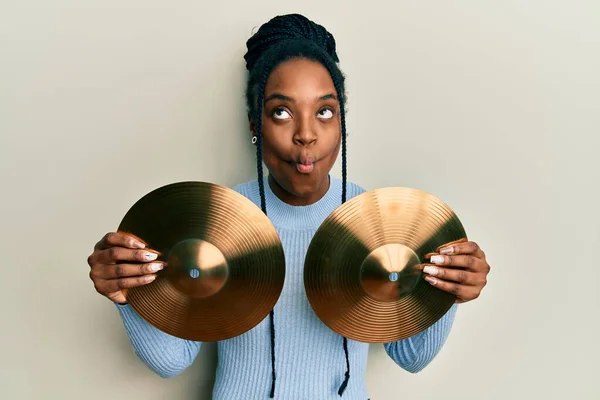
[{"left": 293, "top": 119, "right": 317, "bottom": 146}]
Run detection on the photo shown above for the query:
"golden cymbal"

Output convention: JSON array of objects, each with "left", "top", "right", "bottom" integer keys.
[
  {"left": 304, "top": 187, "right": 467, "bottom": 343},
  {"left": 117, "top": 181, "right": 285, "bottom": 342}
]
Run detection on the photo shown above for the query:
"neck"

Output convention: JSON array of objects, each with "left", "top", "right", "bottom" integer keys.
[{"left": 268, "top": 174, "right": 330, "bottom": 206}]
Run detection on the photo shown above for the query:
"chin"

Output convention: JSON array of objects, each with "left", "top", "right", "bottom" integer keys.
[
  {"left": 288, "top": 181, "right": 319, "bottom": 198},
  {"left": 290, "top": 172, "right": 331, "bottom": 195},
  {"left": 274, "top": 173, "right": 322, "bottom": 197}
]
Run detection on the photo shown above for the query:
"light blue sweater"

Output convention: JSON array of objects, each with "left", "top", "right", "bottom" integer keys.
[{"left": 116, "top": 176, "right": 457, "bottom": 399}]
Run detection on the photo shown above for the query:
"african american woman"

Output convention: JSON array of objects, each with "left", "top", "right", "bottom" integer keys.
[{"left": 87, "top": 13, "right": 491, "bottom": 400}]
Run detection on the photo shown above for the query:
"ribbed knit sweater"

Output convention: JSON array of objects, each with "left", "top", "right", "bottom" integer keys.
[{"left": 115, "top": 175, "right": 457, "bottom": 399}]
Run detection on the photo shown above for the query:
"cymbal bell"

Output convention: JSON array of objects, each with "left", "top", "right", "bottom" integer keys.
[
  {"left": 117, "top": 181, "right": 285, "bottom": 342},
  {"left": 304, "top": 186, "right": 467, "bottom": 343}
]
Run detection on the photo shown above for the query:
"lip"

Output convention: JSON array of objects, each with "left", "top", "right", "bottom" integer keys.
[
  {"left": 287, "top": 153, "right": 318, "bottom": 174},
  {"left": 296, "top": 162, "right": 314, "bottom": 174}
]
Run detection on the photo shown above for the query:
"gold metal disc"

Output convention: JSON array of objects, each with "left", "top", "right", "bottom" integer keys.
[
  {"left": 117, "top": 181, "right": 285, "bottom": 342},
  {"left": 304, "top": 187, "right": 467, "bottom": 343}
]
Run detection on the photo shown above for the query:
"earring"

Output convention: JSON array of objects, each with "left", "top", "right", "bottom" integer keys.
[{"left": 251, "top": 136, "right": 257, "bottom": 144}]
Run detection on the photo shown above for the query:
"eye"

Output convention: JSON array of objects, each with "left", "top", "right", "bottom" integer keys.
[
  {"left": 273, "top": 108, "right": 291, "bottom": 120},
  {"left": 318, "top": 108, "right": 334, "bottom": 119}
]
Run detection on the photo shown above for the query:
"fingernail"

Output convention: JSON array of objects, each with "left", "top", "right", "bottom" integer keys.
[
  {"left": 145, "top": 275, "right": 156, "bottom": 283},
  {"left": 132, "top": 241, "right": 146, "bottom": 249},
  {"left": 439, "top": 246, "right": 453, "bottom": 255},
  {"left": 149, "top": 263, "right": 163, "bottom": 272},
  {"left": 423, "top": 266, "right": 438, "bottom": 275},
  {"left": 430, "top": 255, "right": 445, "bottom": 264},
  {"left": 144, "top": 252, "right": 157, "bottom": 261},
  {"left": 425, "top": 276, "right": 437, "bottom": 285}
]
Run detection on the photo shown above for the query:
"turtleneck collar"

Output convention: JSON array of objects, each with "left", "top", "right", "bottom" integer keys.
[{"left": 262, "top": 175, "right": 343, "bottom": 230}]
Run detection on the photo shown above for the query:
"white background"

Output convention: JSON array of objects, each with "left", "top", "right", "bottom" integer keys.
[{"left": 1, "top": 1, "right": 598, "bottom": 399}]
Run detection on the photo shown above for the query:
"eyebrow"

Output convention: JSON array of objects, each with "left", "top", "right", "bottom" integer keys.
[{"left": 264, "top": 93, "right": 337, "bottom": 103}]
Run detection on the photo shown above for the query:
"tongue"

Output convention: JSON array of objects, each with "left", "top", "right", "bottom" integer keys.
[{"left": 296, "top": 163, "right": 314, "bottom": 173}]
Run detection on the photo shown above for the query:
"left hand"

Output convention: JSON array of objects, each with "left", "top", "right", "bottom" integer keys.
[{"left": 422, "top": 240, "right": 490, "bottom": 303}]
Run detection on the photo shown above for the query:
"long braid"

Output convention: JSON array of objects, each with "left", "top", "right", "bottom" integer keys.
[
  {"left": 255, "top": 96, "right": 267, "bottom": 214},
  {"left": 327, "top": 63, "right": 350, "bottom": 396},
  {"left": 254, "top": 68, "right": 277, "bottom": 398},
  {"left": 340, "top": 87, "right": 350, "bottom": 396},
  {"left": 339, "top": 337, "right": 350, "bottom": 395},
  {"left": 334, "top": 71, "right": 348, "bottom": 204}
]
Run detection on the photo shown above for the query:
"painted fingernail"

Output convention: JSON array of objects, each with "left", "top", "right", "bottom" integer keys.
[
  {"left": 145, "top": 275, "right": 156, "bottom": 283},
  {"left": 439, "top": 246, "right": 453, "bottom": 255},
  {"left": 430, "top": 255, "right": 445, "bottom": 264},
  {"left": 425, "top": 276, "right": 437, "bottom": 285},
  {"left": 132, "top": 241, "right": 146, "bottom": 249},
  {"left": 149, "top": 263, "right": 163, "bottom": 272},
  {"left": 423, "top": 266, "right": 438, "bottom": 275},
  {"left": 144, "top": 252, "right": 157, "bottom": 261}
]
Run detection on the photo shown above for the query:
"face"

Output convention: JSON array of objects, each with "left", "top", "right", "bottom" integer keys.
[{"left": 251, "top": 58, "right": 341, "bottom": 206}]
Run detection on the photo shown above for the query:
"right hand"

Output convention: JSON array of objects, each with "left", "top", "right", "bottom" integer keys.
[{"left": 87, "top": 232, "right": 164, "bottom": 304}]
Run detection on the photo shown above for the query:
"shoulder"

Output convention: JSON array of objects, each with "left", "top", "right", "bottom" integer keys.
[
  {"left": 231, "top": 179, "right": 257, "bottom": 195},
  {"left": 231, "top": 179, "right": 261, "bottom": 206},
  {"left": 345, "top": 180, "right": 366, "bottom": 200},
  {"left": 329, "top": 176, "right": 366, "bottom": 201}
]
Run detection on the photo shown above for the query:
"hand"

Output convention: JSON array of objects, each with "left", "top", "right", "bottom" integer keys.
[
  {"left": 422, "top": 239, "right": 490, "bottom": 303},
  {"left": 87, "top": 232, "right": 164, "bottom": 304}
]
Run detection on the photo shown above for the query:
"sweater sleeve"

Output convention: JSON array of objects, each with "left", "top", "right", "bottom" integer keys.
[
  {"left": 116, "top": 303, "right": 202, "bottom": 378},
  {"left": 384, "top": 304, "right": 457, "bottom": 373}
]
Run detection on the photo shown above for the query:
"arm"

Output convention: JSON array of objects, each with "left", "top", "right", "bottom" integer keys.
[
  {"left": 384, "top": 304, "right": 457, "bottom": 373},
  {"left": 116, "top": 303, "right": 202, "bottom": 378},
  {"left": 86, "top": 231, "right": 203, "bottom": 378}
]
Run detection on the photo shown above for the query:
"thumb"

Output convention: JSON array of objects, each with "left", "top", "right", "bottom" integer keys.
[{"left": 109, "top": 291, "right": 127, "bottom": 305}]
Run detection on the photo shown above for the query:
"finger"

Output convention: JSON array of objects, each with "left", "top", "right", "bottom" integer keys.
[
  {"left": 97, "top": 274, "right": 157, "bottom": 293},
  {"left": 423, "top": 276, "right": 481, "bottom": 301},
  {"left": 422, "top": 265, "right": 483, "bottom": 286},
  {"left": 428, "top": 254, "right": 484, "bottom": 271},
  {"left": 435, "top": 238, "right": 467, "bottom": 253},
  {"left": 99, "top": 262, "right": 165, "bottom": 279},
  {"left": 95, "top": 232, "right": 146, "bottom": 251},
  {"left": 438, "top": 241, "right": 484, "bottom": 258},
  {"left": 94, "top": 247, "right": 159, "bottom": 265}
]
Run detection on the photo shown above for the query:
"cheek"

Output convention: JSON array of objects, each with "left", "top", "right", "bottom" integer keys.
[
  {"left": 260, "top": 129, "right": 287, "bottom": 169},
  {"left": 261, "top": 145, "right": 281, "bottom": 170},
  {"left": 261, "top": 119, "right": 292, "bottom": 157},
  {"left": 322, "top": 124, "right": 342, "bottom": 157}
]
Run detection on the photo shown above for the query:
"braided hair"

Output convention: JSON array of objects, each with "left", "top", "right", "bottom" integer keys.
[{"left": 243, "top": 14, "right": 350, "bottom": 398}]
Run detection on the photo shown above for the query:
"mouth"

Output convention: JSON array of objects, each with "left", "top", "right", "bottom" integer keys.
[
  {"left": 295, "top": 162, "right": 314, "bottom": 174},
  {"left": 287, "top": 154, "right": 317, "bottom": 174}
]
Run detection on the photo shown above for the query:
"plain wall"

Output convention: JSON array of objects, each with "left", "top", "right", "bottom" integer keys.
[{"left": 1, "top": 1, "right": 598, "bottom": 399}]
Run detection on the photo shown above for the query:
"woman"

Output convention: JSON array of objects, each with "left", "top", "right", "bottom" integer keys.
[{"left": 87, "top": 14, "right": 490, "bottom": 399}]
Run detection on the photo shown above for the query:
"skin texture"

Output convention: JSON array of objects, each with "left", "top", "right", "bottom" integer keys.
[
  {"left": 87, "top": 232, "right": 158, "bottom": 304},
  {"left": 250, "top": 59, "right": 341, "bottom": 206},
  {"left": 87, "top": 58, "right": 491, "bottom": 305},
  {"left": 423, "top": 239, "right": 490, "bottom": 303}
]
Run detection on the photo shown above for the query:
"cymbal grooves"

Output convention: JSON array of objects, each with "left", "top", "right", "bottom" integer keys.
[
  {"left": 119, "top": 182, "right": 285, "bottom": 342},
  {"left": 305, "top": 187, "right": 466, "bottom": 343}
]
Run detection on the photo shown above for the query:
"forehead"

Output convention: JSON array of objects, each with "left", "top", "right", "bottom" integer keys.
[{"left": 265, "top": 58, "right": 335, "bottom": 95}]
